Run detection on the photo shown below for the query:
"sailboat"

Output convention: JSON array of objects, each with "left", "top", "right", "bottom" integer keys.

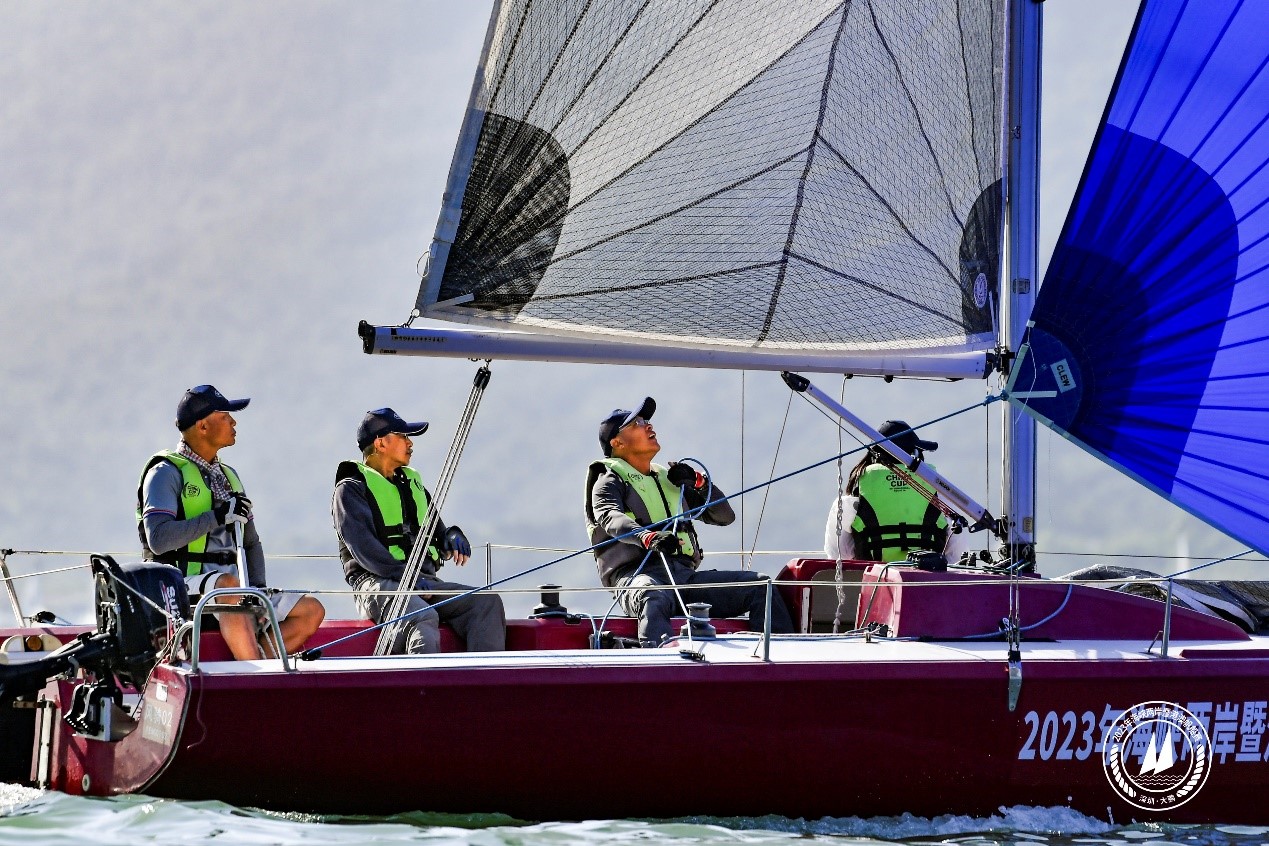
[{"left": 4, "top": 0, "right": 1269, "bottom": 824}]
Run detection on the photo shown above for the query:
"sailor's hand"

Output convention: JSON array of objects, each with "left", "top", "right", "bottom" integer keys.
[
  {"left": 213, "top": 494, "right": 252, "bottom": 526},
  {"left": 666, "top": 462, "right": 704, "bottom": 490},
  {"left": 443, "top": 526, "right": 471, "bottom": 565},
  {"left": 640, "top": 530, "right": 680, "bottom": 555}
]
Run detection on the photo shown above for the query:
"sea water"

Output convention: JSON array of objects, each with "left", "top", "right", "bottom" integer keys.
[{"left": 3, "top": 785, "right": 1266, "bottom": 846}]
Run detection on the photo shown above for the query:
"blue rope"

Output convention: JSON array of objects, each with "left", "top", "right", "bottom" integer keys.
[
  {"left": 961, "top": 583, "right": 1074, "bottom": 640},
  {"left": 302, "top": 396, "right": 1000, "bottom": 658}
]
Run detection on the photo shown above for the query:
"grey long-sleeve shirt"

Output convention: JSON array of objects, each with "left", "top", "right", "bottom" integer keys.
[
  {"left": 586, "top": 461, "right": 734, "bottom": 587},
  {"left": 331, "top": 473, "right": 450, "bottom": 587},
  {"left": 140, "top": 459, "right": 266, "bottom": 587}
]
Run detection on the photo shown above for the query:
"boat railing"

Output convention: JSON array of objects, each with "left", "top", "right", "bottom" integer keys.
[
  {"left": 178, "top": 587, "right": 292, "bottom": 673},
  {"left": 4, "top": 546, "right": 1264, "bottom": 661}
]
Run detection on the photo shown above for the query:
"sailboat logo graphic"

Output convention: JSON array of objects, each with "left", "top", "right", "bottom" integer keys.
[
  {"left": 1138, "top": 726, "right": 1175, "bottom": 777},
  {"left": 1103, "top": 701, "right": 1210, "bottom": 812}
]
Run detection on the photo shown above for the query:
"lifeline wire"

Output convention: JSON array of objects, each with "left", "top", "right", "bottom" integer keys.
[{"left": 305, "top": 396, "right": 999, "bottom": 657}]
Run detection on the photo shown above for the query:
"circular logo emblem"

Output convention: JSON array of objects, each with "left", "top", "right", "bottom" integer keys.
[
  {"left": 1102, "top": 701, "right": 1211, "bottom": 811},
  {"left": 184, "top": 484, "right": 201, "bottom": 498},
  {"left": 972, "top": 272, "right": 989, "bottom": 309}
]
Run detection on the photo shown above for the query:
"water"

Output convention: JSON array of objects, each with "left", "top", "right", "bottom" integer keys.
[{"left": 3, "top": 787, "right": 1266, "bottom": 846}]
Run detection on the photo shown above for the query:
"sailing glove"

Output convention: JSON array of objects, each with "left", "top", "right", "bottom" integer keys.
[
  {"left": 666, "top": 462, "right": 704, "bottom": 490},
  {"left": 443, "top": 525, "right": 472, "bottom": 558},
  {"left": 213, "top": 494, "right": 252, "bottom": 526},
  {"left": 641, "top": 530, "right": 680, "bottom": 555}
]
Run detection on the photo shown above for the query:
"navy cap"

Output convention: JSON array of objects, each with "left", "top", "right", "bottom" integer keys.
[
  {"left": 598, "top": 397, "right": 655, "bottom": 456},
  {"left": 877, "top": 419, "right": 937, "bottom": 455},
  {"left": 357, "top": 407, "right": 429, "bottom": 450},
  {"left": 176, "top": 385, "right": 250, "bottom": 430}
]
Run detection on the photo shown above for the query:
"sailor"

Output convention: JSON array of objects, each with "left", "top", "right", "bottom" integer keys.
[
  {"left": 331, "top": 408, "right": 505, "bottom": 654},
  {"left": 138, "top": 385, "right": 325, "bottom": 660},
  {"left": 824, "top": 419, "right": 970, "bottom": 564},
  {"left": 586, "top": 397, "right": 794, "bottom": 646}
]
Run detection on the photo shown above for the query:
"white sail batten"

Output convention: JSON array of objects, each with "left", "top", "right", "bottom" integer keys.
[
  {"left": 361, "top": 323, "right": 987, "bottom": 378},
  {"left": 412, "top": 0, "right": 1008, "bottom": 370}
]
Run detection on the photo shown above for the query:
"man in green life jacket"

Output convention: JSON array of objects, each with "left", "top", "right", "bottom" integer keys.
[
  {"left": 138, "top": 385, "right": 325, "bottom": 660},
  {"left": 586, "top": 397, "right": 794, "bottom": 646},
  {"left": 331, "top": 408, "right": 505, "bottom": 654},
  {"left": 824, "top": 419, "right": 970, "bottom": 564}
]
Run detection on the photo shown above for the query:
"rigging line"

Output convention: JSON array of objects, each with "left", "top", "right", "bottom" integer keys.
[
  {"left": 312, "top": 394, "right": 1003, "bottom": 657},
  {"left": 740, "top": 370, "right": 745, "bottom": 570},
  {"left": 759, "top": 3, "right": 852, "bottom": 344},
  {"left": 1166, "top": 547, "right": 1256, "bottom": 580},
  {"left": 862, "top": 0, "right": 966, "bottom": 230},
  {"left": 376, "top": 364, "right": 493, "bottom": 656},
  {"left": 1050, "top": 549, "right": 1267, "bottom": 563},
  {"left": 832, "top": 374, "right": 847, "bottom": 634},
  {"left": 745, "top": 389, "right": 795, "bottom": 569}
]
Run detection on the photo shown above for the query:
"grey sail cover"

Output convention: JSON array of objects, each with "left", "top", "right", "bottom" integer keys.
[{"left": 419, "top": 0, "right": 1005, "bottom": 355}]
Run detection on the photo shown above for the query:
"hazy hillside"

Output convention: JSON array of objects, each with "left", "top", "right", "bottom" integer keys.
[{"left": 0, "top": 1, "right": 1249, "bottom": 625}]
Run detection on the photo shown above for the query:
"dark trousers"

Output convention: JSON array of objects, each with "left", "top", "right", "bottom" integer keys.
[{"left": 615, "top": 560, "right": 794, "bottom": 644}]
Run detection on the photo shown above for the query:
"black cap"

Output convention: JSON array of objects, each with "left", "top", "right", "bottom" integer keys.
[
  {"left": 176, "top": 385, "right": 250, "bottom": 430},
  {"left": 598, "top": 397, "right": 656, "bottom": 457},
  {"left": 357, "top": 407, "right": 429, "bottom": 450},
  {"left": 877, "top": 419, "right": 937, "bottom": 455}
]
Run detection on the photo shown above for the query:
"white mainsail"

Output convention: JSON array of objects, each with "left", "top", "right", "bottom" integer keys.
[{"left": 383, "top": 0, "right": 1008, "bottom": 376}]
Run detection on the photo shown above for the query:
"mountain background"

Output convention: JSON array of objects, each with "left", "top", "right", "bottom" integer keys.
[{"left": 0, "top": 1, "right": 1250, "bottom": 623}]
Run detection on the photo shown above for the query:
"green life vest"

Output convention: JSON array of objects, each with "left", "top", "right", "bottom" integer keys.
[
  {"left": 347, "top": 462, "right": 440, "bottom": 563},
  {"left": 136, "top": 450, "right": 245, "bottom": 576},
  {"left": 851, "top": 463, "right": 948, "bottom": 563},
  {"left": 596, "top": 457, "right": 695, "bottom": 557}
]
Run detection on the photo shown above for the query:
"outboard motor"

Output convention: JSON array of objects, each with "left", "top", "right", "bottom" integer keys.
[
  {"left": 90, "top": 554, "right": 189, "bottom": 689},
  {"left": 0, "top": 554, "right": 188, "bottom": 728}
]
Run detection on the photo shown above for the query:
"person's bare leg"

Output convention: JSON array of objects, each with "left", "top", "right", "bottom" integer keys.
[
  {"left": 269, "top": 595, "right": 325, "bottom": 656},
  {"left": 212, "top": 574, "right": 264, "bottom": 660}
]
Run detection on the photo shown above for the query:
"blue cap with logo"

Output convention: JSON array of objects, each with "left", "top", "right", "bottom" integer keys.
[
  {"left": 176, "top": 385, "right": 250, "bottom": 430},
  {"left": 357, "top": 408, "right": 429, "bottom": 450},
  {"left": 598, "top": 396, "right": 655, "bottom": 456}
]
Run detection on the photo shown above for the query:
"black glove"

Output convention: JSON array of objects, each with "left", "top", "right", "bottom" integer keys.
[
  {"left": 640, "top": 530, "right": 680, "bottom": 555},
  {"left": 443, "top": 525, "right": 471, "bottom": 558},
  {"left": 212, "top": 494, "right": 252, "bottom": 526},
  {"left": 666, "top": 462, "right": 703, "bottom": 489}
]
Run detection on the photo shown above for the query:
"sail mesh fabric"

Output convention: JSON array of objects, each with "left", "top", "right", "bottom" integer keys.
[
  {"left": 421, "top": 0, "right": 1005, "bottom": 353},
  {"left": 1014, "top": 0, "right": 1269, "bottom": 554}
]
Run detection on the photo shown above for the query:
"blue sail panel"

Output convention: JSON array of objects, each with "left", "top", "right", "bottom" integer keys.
[{"left": 1011, "top": 0, "right": 1269, "bottom": 553}]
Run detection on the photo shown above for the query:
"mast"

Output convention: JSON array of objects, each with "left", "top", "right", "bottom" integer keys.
[{"left": 1002, "top": 0, "right": 1041, "bottom": 567}]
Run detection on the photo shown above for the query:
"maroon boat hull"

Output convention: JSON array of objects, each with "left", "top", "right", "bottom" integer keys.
[
  {"left": 39, "top": 650, "right": 1269, "bottom": 822},
  {"left": 24, "top": 564, "right": 1269, "bottom": 822}
]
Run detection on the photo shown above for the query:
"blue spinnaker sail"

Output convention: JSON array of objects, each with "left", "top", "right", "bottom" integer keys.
[{"left": 1011, "top": 0, "right": 1269, "bottom": 553}]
